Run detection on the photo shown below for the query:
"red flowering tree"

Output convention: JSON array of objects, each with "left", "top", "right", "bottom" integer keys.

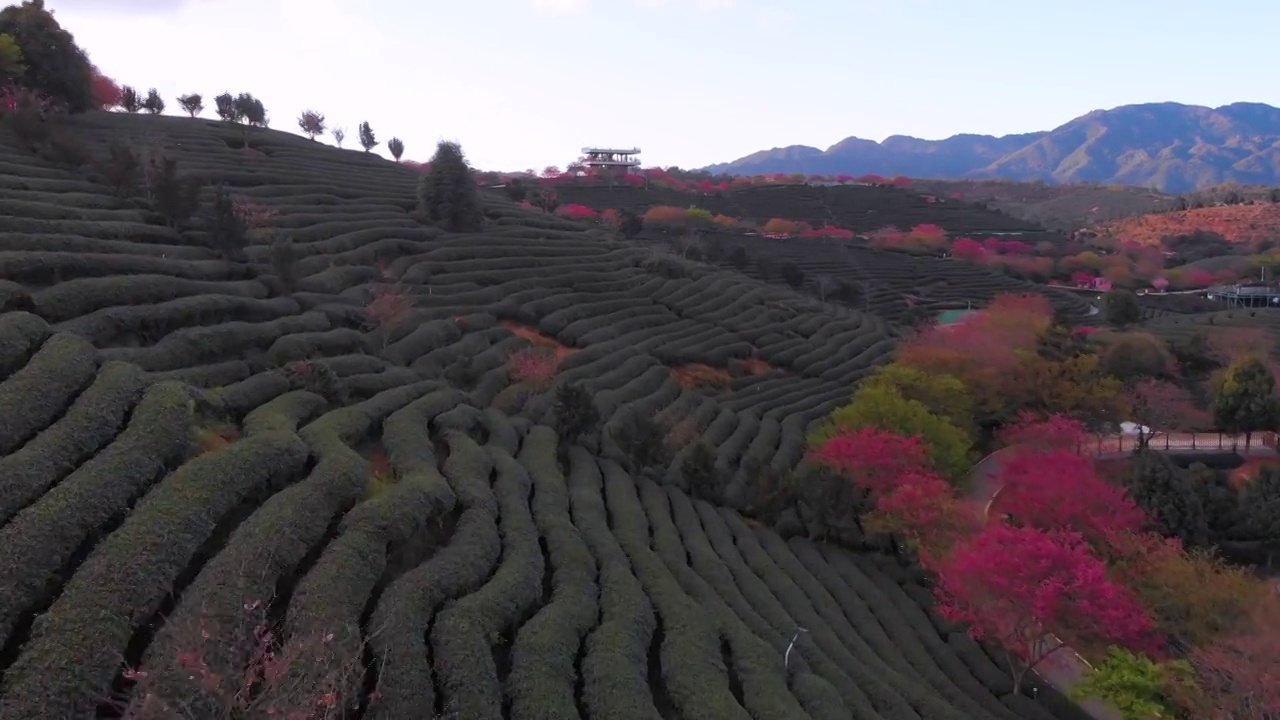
[
  {"left": 997, "top": 411, "right": 1090, "bottom": 450},
  {"left": 1127, "top": 378, "right": 1210, "bottom": 444},
  {"left": 810, "top": 427, "right": 932, "bottom": 496},
  {"left": 555, "top": 203, "right": 599, "bottom": 220},
  {"left": 865, "top": 470, "right": 980, "bottom": 559},
  {"left": 991, "top": 448, "right": 1149, "bottom": 555},
  {"left": 933, "top": 523, "right": 1161, "bottom": 692},
  {"left": 90, "top": 66, "right": 121, "bottom": 109},
  {"left": 950, "top": 237, "right": 986, "bottom": 261}
]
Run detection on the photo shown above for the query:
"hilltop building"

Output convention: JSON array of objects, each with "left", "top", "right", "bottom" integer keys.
[{"left": 580, "top": 147, "right": 641, "bottom": 178}]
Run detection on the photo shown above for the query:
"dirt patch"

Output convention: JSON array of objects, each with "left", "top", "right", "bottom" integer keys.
[
  {"left": 671, "top": 363, "right": 732, "bottom": 390},
  {"left": 498, "top": 321, "right": 578, "bottom": 361}
]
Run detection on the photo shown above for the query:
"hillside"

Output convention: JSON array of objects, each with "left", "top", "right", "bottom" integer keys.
[
  {"left": 905, "top": 179, "right": 1177, "bottom": 231},
  {"left": 553, "top": 183, "right": 1064, "bottom": 239},
  {"left": 704, "top": 102, "right": 1280, "bottom": 192},
  {"left": 1087, "top": 202, "right": 1280, "bottom": 245},
  {"left": 0, "top": 112, "right": 1096, "bottom": 718}
]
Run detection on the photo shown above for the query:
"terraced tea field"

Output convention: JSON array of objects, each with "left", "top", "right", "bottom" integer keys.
[
  {"left": 658, "top": 233, "right": 1094, "bottom": 325},
  {"left": 0, "top": 113, "right": 1087, "bottom": 719}
]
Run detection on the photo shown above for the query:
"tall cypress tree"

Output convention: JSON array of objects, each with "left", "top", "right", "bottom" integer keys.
[{"left": 417, "top": 141, "right": 483, "bottom": 232}]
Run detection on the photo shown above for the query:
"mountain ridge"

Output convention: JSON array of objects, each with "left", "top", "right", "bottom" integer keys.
[{"left": 702, "top": 102, "right": 1280, "bottom": 192}]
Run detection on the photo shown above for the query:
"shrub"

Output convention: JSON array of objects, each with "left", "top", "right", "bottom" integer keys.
[
  {"left": 270, "top": 235, "right": 299, "bottom": 292},
  {"left": 641, "top": 205, "right": 687, "bottom": 228},
  {"left": 685, "top": 205, "right": 713, "bottom": 225},
  {"left": 553, "top": 382, "right": 599, "bottom": 444},
  {"left": 618, "top": 208, "right": 642, "bottom": 238},
  {"left": 145, "top": 149, "right": 201, "bottom": 228},
  {"left": 141, "top": 87, "right": 163, "bottom": 114},
  {"left": 118, "top": 84, "right": 141, "bottom": 113},
  {"left": 207, "top": 184, "right": 249, "bottom": 259},
  {"left": 0, "top": 0, "right": 96, "bottom": 112},
  {"left": 417, "top": 140, "right": 483, "bottom": 232},
  {"left": 507, "top": 347, "right": 558, "bottom": 386},
  {"left": 610, "top": 410, "right": 668, "bottom": 474},
  {"left": 176, "top": 92, "right": 202, "bottom": 117},
  {"left": 297, "top": 109, "right": 324, "bottom": 139},
  {"left": 763, "top": 218, "right": 808, "bottom": 235},
  {"left": 503, "top": 178, "right": 528, "bottom": 202},
  {"left": 780, "top": 261, "right": 804, "bottom": 288},
  {"left": 0, "top": 83, "right": 62, "bottom": 145},
  {"left": 358, "top": 120, "right": 376, "bottom": 152},
  {"left": 99, "top": 138, "right": 141, "bottom": 197},
  {"left": 682, "top": 441, "right": 723, "bottom": 501},
  {"left": 282, "top": 360, "right": 346, "bottom": 406},
  {"left": 366, "top": 284, "right": 413, "bottom": 350},
  {"left": 112, "top": 597, "right": 364, "bottom": 719}
]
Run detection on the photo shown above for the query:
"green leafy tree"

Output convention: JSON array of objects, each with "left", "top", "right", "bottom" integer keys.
[
  {"left": 1124, "top": 451, "right": 1209, "bottom": 548},
  {"left": 1103, "top": 289, "right": 1143, "bottom": 327},
  {"left": 0, "top": 32, "right": 25, "bottom": 80},
  {"left": 0, "top": 0, "right": 95, "bottom": 111},
  {"left": 387, "top": 137, "right": 404, "bottom": 161},
  {"left": 1237, "top": 466, "right": 1280, "bottom": 545},
  {"left": 812, "top": 383, "right": 973, "bottom": 482},
  {"left": 1101, "top": 332, "right": 1173, "bottom": 382},
  {"left": 357, "top": 121, "right": 376, "bottom": 152},
  {"left": 234, "top": 93, "right": 265, "bottom": 127},
  {"left": 119, "top": 85, "right": 141, "bottom": 113},
  {"left": 858, "top": 363, "right": 975, "bottom": 438},
  {"left": 176, "top": 93, "right": 203, "bottom": 117},
  {"left": 1072, "top": 647, "right": 1196, "bottom": 720},
  {"left": 417, "top": 140, "right": 484, "bottom": 232},
  {"left": 1213, "top": 354, "right": 1280, "bottom": 447},
  {"left": 141, "top": 87, "right": 163, "bottom": 114},
  {"left": 213, "top": 92, "right": 239, "bottom": 122}
]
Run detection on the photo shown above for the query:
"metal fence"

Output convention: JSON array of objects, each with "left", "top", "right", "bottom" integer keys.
[{"left": 1077, "top": 431, "right": 1280, "bottom": 456}]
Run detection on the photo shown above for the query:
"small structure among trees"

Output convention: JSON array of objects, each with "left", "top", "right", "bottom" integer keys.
[{"left": 580, "top": 146, "right": 641, "bottom": 179}]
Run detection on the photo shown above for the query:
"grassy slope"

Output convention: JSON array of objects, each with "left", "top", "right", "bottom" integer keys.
[{"left": 0, "top": 112, "right": 1088, "bottom": 720}]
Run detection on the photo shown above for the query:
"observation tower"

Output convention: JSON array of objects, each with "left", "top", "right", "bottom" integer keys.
[{"left": 581, "top": 147, "right": 641, "bottom": 178}]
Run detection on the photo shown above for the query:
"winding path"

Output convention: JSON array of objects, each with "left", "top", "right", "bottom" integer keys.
[{"left": 965, "top": 431, "right": 1278, "bottom": 719}]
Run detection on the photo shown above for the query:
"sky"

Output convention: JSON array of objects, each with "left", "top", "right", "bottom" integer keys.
[{"left": 42, "top": 0, "right": 1280, "bottom": 172}]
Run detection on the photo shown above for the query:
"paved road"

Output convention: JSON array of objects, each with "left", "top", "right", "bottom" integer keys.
[{"left": 961, "top": 432, "right": 1276, "bottom": 719}]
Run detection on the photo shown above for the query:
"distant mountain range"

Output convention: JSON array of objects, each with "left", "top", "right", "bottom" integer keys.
[{"left": 702, "top": 102, "right": 1280, "bottom": 192}]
